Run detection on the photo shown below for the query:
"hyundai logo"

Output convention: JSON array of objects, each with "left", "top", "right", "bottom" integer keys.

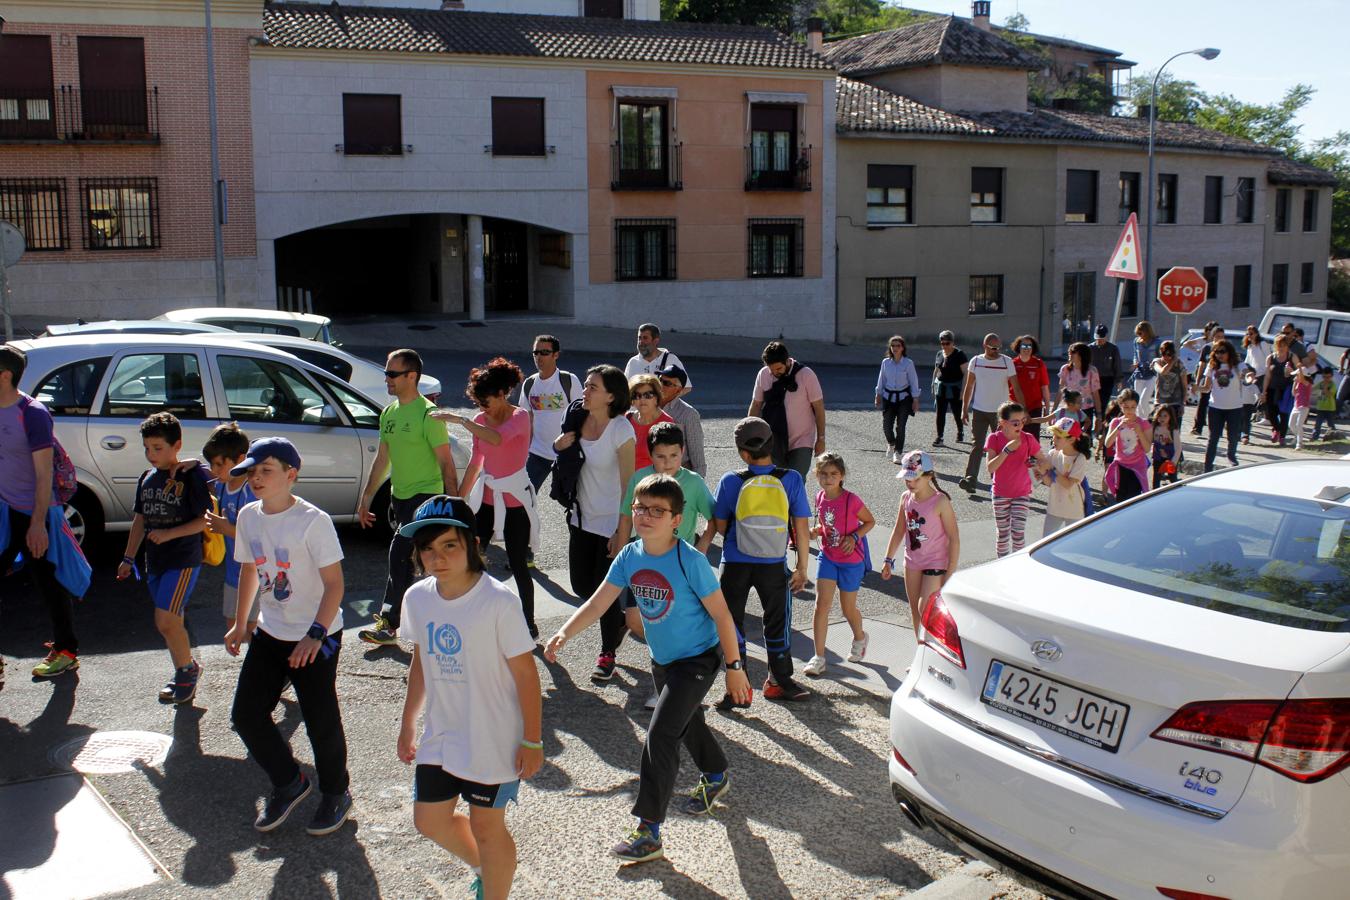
[{"left": 1030, "top": 640, "right": 1063, "bottom": 662}]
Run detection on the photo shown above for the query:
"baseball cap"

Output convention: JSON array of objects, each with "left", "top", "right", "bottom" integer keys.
[
  {"left": 654, "top": 363, "right": 687, "bottom": 386},
  {"left": 898, "top": 450, "right": 933, "bottom": 481},
  {"left": 398, "top": 495, "right": 474, "bottom": 538},
  {"left": 733, "top": 416, "right": 773, "bottom": 454},
  {"left": 1049, "top": 417, "right": 1082, "bottom": 440},
  {"left": 1094, "top": 325, "right": 1109, "bottom": 337},
  {"left": 230, "top": 436, "right": 302, "bottom": 476}
]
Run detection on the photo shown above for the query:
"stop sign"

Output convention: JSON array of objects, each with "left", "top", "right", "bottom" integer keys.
[{"left": 1157, "top": 266, "right": 1209, "bottom": 315}]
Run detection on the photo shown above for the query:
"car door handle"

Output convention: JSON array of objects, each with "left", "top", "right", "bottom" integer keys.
[{"left": 101, "top": 436, "right": 127, "bottom": 450}]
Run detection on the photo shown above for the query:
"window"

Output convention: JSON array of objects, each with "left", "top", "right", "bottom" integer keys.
[
  {"left": 1122, "top": 278, "right": 1139, "bottom": 318},
  {"left": 1328, "top": 320, "right": 1350, "bottom": 350},
  {"left": 584, "top": 0, "right": 624, "bottom": 16},
  {"left": 80, "top": 177, "right": 158, "bottom": 250},
  {"left": 1301, "top": 262, "right": 1315, "bottom": 294},
  {"left": 614, "top": 218, "right": 675, "bottom": 281},
  {"left": 0, "top": 178, "right": 67, "bottom": 250},
  {"left": 1233, "top": 264, "right": 1252, "bottom": 308},
  {"left": 213, "top": 319, "right": 301, "bottom": 337},
  {"left": 1204, "top": 176, "right": 1223, "bottom": 224},
  {"left": 1271, "top": 263, "right": 1288, "bottom": 305},
  {"left": 969, "top": 275, "right": 1004, "bottom": 315},
  {"left": 288, "top": 347, "right": 353, "bottom": 383},
  {"left": 1274, "top": 188, "right": 1290, "bottom": 232},
  {"left": 1065, "top": 169, "right": 1097, "bottom": 223},
  {"left": 342, "top": 93, "right": 402, "bottom": 155},
  {"left": 318, "top": 376, "right": 380, "bottom": 428},
  {"left": 218, "top": 355, "right": 337, "bottom": 425},
  {"left": 0, "top": 34, "right": 56, "bottom": 139},
  {"left": 1203, "top": 265, "right": 1219, "bottom": 300},
  {"left": 970, "top": 167, "right": 1002, "bottom": 223},
  {"left": 490, "top": 97, "right": 545, "bottom": 156},
  {"left": 747, "top": 218, "right": 802, "bottom": 278},
  {"left": 1268, "top": 313, "right": 1320, "bottom": 343},
  {"left": 1303, "top": 189, "right": 1318, "bottom": 232},
  {"left": 76, "top": 36, "right": 148, "bottom": 137},
  {"left": 615, "top": 100, "right": 670, "bottom": 189},
  {"left": 747, "top": 104, "right": 803, "bottom": 190},
  {"left": 1157, "top": 173, "right": 1177, "bottom": 224},
  {"left": 33, "top": 357, "right": 109, "bottom": 416},
  {"left": 867, "top": 165, "right": 912, "bottom": 224},
  {"left": 103, "top": 353, "right": 204, "bottom": 418},
  {"left": 1236, "top": 177, "right": 1255, "bottom": 223},
  {"left": 865, "top": 277, "right": 916, "bottom": 319},
  {"left": 1063, "top": 273, "right": 1095, "bottom": 340},
  {"left": 1118, "top": 171, "right": 1140, "bottom": 223}
]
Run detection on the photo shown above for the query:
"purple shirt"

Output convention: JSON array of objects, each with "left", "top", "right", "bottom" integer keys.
[{"left": 0, "top": 395, "right": 55, "bottom": 510}]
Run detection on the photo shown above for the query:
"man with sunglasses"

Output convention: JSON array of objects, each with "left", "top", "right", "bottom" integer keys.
[
  {"left": 518, "top": 334, "right": 581, "bottom": 491},
  {"left": 357, "top": 349, "right": 459, "bottom": 647},
  {"left": 655, "top": 364, "right": 706, "bottom": 476},
  {"left": 959, "top": 334, "right": 1023, "bottom": 492}
]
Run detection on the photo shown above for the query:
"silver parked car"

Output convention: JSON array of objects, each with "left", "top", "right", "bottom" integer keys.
[
  {"left": 210, "top": 333, "right": 442, "bottom": 403},
  {"left": 155, "top": 308, "right": 338, "bottom": 345},
  {"left": 10, "top": 334, "right": 450, "bottom": 545}
]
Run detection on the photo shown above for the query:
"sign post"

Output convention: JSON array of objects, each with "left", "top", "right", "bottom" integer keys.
[
  {"left": 1103, "top": 213, "right": 1143, "bottom": 344},
  {"left": 0, "top": 222, "right": 26, "bottom": 343},
  {"left": 1156, "top": 265, "right": 1209, "bottom": 343}
]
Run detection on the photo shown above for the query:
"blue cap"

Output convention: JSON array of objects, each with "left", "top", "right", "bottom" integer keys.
[
  {"left": 230, "top": 437, "right": 302, "bottom": 476},
  {"left": 398, "top": 495, "right": 474, "bottom": 538}
]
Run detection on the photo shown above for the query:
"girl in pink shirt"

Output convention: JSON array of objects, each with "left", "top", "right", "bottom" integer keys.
[
  {"left": 882, "top": 450, "right": 960, "bottom": 635},
  {"left": 984, "top": 402, "right": 1042, "bottom": 557},
  {"left": 803, "top": 453, "right": 874, "bottom": 677}
]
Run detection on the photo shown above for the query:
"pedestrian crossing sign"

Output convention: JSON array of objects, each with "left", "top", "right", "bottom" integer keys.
[{"left": 1104, "top": 213, "right": 1143, "bottom": 280}]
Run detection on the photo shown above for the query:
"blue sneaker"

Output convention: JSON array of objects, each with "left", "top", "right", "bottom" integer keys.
[
  {"left": 611, "top": 825, "right": 663, "bottom": 863},
  {"left": 681, "top": 772, "right": 731, "bottom": 816},
  {"left": 468, "top": 874, "right": 483, "bottom": 899},
  {"left": 158, "top": 661, "right": 201, "bottom": 705}
]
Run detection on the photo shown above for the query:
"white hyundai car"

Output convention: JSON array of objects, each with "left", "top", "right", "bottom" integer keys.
[{"left": 889, "top": 459, "right": 1350, "bottom": 899}]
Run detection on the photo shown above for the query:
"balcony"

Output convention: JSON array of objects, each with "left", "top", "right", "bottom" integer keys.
[
  {"left": 0, "top": 91, "right": 59, "bottom": 140},
  {"left": 60, "top": 86, "right": 160, "bottom": 142},
  {"left": 610, "top": 140, "right": 682, "bottom": 190},
  {"left": 745, "top": 144, "right": 811, "bottom": 192}
]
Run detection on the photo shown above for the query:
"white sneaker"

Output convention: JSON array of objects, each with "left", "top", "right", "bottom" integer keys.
[
  {"left": 891, "top": 450, "right": 902, "bottom": 464},
  {"left": 803, "top": 655, "right": 827, "bottom": 677},
  {"left": 848, "top": 632, "right": 870, "bottom": 662}
]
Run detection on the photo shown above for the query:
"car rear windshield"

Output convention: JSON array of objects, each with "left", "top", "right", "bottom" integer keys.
[{"left": 1034, "top": 487, "right": 1350, "bottom": 631}]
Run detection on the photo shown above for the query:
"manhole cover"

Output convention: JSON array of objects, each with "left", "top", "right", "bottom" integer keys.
[{"left": 50, "top": 731, "right": 173, "bottom": 775}]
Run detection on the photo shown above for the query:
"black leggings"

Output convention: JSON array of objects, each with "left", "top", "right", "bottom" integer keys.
[
  {"left": 475, "top": 503, "right": 534, "bottom": 630},
  {"left": 1115, "top": 467, "right": 1145, "bottom": 503},
  {"left": 934, "top": 382, "right": 963, "bottom": 440},
  {"left": 568, "top": 524, "right": 625, "bottom": 656},
  {"left": 0, "top": 508, "right": 77, "bottom": 653},
  {"left": 881, "top": 400, "right": 912, "bottom": 451},
  {"left": 632, "top": 647, "right": 726, "bottom": 823}
]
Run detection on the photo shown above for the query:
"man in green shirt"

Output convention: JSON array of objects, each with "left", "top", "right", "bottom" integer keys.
[{"left": 357, "top": 349, "right": 458, "bottom": 646}]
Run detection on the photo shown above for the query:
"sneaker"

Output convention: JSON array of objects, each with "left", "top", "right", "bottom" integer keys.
[
  {"left": 611, "top": 825, "right": 663, "bottom": 863},
  {"left": 848, "top": 632, "right": 870, "bottom": 663},
  {"left": 891, "top": 450, "right": 902, "bottom": 464},
  {"left": 644, "top": 692, "right": 659, "bottom": 711},
  {"left": 590, "top": 653, "right": 616, "bottom": 683},
  {"left": 957, "top": 432, "right": 966, "bottom": 443},
  {"left": 802, "top": 655, "right": 827, "bottom": 677},
  {"left": 681, "top": 772, "right": 731, "bottom": 816},
  {"left": 254, "top": 773, "right": 313, "bottom": 832},
  {"left": 714, "top": 689, "right": 753, "bottom": 712},
  {"left": 358, "top": 616, "right": 399, "bottom": 646},
  {"left": 467, "top": 874, "right": 484, "bottom": 900},
  {"left": 158, "top": 661, "right": 202, "bottom": 705},
  {"left": 957, "top": 475, "right": 976, "bottom": 493},
  {"left": 932, "top": 436, "right": 944, "bottom": 446},
  {"left": 526, "top": 552, "right": 537, "bottom": 570},
  {"left": 307, "top": 790, "right": 353, "bottom": 836},
  {"left": 31, "top": 648, "right": 79, "bottom": 678},
  {"left": 762, "top": 675, "right": 810, "bottom": 701}
]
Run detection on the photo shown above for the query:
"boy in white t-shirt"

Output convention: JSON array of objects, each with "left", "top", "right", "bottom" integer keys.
[
  {"left": 397, "top": 495, "right": 543, "bottom": 900},
  {"left": 224, "top": 437, "right": 352, "bottom": 838}
]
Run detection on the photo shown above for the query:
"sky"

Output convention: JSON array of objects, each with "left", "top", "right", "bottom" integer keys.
[{"left": 919, "top": 0, "right": 1346, "bottom": 144}]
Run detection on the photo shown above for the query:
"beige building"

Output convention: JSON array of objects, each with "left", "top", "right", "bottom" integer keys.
[{"left": 826, "top": 15, "right": 1335, "bottom": 351}]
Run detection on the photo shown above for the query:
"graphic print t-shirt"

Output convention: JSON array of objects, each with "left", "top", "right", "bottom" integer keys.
[
  {"left": 134, "top": 464, "right": 211, "bottom": 573},
  {"left": 523, "top": 371, "right": 575, "bottom": 461},
  {"left": 605, "top": 539, "right": 720, "bottom": 666},
  {"left": 402, "top": 574, "right": 537, "bottom": 784},
  {"left": 233, "top": 497, "right": 344, "bottom": 641}
]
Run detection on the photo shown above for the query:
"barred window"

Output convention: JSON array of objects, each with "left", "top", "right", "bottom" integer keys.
[
  {"left": 0, "top": 178, "right": 67, "bottom": 250},
  {"left": 80, "top": 177, "right": 159, "bottom": 250},
  {"left": 614, "top": 218, "right": 675, "bottom": 281},
  {"left": 865, "top": 277, "right": 915, "bottom": 319},
  {"left": 969, "top": 275, "right": 1004, "bottom": 315},
  {"left": 747, "top": 218, "right": 803, "bottom": 278}
]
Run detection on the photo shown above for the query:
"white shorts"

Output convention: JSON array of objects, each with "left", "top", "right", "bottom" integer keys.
[{"left": 224, "top": 582, "right": 259, "bottom": 622}]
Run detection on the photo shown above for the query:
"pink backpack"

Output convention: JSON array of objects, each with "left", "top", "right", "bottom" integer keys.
[{"left": 17, "top": 393, "right": 78, "bottom": 505}]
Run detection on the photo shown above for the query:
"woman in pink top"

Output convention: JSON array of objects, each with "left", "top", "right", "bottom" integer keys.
[
  {"left": 1059, "top": 342, "right": 1103, "bottom": 433},
  {"left": 435, "top": 357, "right": 538, "bottom": 637},
  {"left": 883, "top": 450, "right": 959, "bottom": 634},
  {"left": 626, "top": 374, "right": 674, "bottom": 470},
  {"left": 984, "top": 402, "right": 1043, "bottom": 558}
]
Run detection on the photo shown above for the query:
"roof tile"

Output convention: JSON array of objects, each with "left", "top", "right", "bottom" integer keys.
[{"left": 823, "top": 16, "right": 1043, "bottom": 76}]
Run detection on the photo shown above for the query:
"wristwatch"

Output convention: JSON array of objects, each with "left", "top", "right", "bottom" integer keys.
[
  {"left": 725, "top": 659, "right": 744, "bottom": 672},
  {"left": 307, "top": 622, "right": 328, "bottom": 641}
]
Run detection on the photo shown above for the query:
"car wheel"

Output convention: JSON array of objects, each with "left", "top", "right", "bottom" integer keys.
[{"left": 65, "top": 488, "right": 104, "bottom": 549}]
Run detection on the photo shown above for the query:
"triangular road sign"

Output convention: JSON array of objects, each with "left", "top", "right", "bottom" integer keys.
[{"left": 1105, "top": 212, "right": 1143, "bottom": 280}]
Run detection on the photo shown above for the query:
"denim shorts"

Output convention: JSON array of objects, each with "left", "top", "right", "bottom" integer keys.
[{"left": 816, "top": 556, "right": 865, "bottom": 592}]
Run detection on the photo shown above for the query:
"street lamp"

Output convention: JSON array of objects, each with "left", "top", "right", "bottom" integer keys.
[{"left": 1143, "top": 47, "right": 1220, "bottom": 322}]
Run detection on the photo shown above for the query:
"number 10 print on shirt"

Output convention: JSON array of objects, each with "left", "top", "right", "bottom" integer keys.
[{"left": 425, "top": 621, "right": 466, "bottom": 681}]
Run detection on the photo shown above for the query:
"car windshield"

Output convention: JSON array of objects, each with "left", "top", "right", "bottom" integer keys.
[{"left": 1034, "top": 487, "right": 1350, "bottom": 632}]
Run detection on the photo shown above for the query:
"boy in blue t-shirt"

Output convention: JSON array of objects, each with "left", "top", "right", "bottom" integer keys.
[
  {"left": 117, "top": 412, "right": 211, "bottom": 705},
  {"left": 203, "top": 422, "right": 258, "bottom": 632},
  {"left": 712, "top": 416, "right": 812, "bottom": 707},
  {"left": 545, "top": 473, "right": 750, "bottom": 865}
]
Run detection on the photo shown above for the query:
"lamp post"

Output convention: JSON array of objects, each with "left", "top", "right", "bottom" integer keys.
[{"left": 1143, "top": 47, "right": 1220, "bottom": 322}]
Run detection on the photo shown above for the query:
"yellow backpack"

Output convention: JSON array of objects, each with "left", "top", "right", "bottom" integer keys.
[
  {"left": 732, "top": 467, "right": 791, "bottom": 558},
  {"left": 202, "top": 490, "right": 226, "bottom": 566}
]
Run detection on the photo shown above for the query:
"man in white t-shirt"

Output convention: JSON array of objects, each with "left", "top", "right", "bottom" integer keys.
[
  {"left": 624, "top": 323, "right": 692, "bottom": 395},
  {"left": 960, "top": 333, "right": 1024, "bottom": 491},
  {"left": 517, "top": 334, "right": 581, "bottom": 491}
]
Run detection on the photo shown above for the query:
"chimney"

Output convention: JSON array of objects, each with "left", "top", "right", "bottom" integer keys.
[
  {"left": 805, "top": 17, "right": 825, "bottom": 54},
  {"left": 972, "top": 1, "right": 991, "bottom": 31},
  {"left": 440, "top": 1, "right": 464, "bottom": 9}
]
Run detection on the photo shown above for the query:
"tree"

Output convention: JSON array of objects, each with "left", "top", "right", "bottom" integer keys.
[
  {"left": 661, "top": 0, "right": 798, "bottom": 29},
  {"left": 1125, "top": 71, "right": 1203, "bottom": 121},
  {"left": 1305, "top": 132, "right": 1350, "bottom": 258},
  {"left": 1196, "top": 84, "right": 1316, "bottom": 158},
  {"left": 812, "top": 0, "right": 921, "bottom": 36}
]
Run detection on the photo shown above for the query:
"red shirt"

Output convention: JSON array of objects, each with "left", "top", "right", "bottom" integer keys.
[
  {"left": 1011, "top": 355, "right": 1049, "bottom": 412},
  {"left": 627, "top": 410, "right": 675, "bottom": 469}
]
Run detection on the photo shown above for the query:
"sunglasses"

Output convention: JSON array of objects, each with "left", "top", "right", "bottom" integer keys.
[
  {"left": 532, "top": 349, "right": 554, "bottom": 356},
  {"left": 384, "top": 369, "right": 413, "bottom": 378},
  {"left": 940, "top": 340, "right": 953, "bottom": 345},
  {"left": 658, "top": 379, "right": 680, "bottom": 388},
  {"left": 633, "top": 391, "right": 657, "bottom": 400},
  {"left": 1018, "top": 343, "right": 1033, "bottom": 350}
]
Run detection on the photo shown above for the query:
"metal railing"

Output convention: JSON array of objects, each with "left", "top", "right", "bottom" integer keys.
[
  {"left": 610, "top": 140, "right": 682, "bottom": 190},
  {"left": 58, "top": 86, "right": 160, "bottom": 142},
  {"left": 744, "top": 144, "right": 811, "bottom": 191}
]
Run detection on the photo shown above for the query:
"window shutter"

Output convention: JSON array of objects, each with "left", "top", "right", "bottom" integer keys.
[
  {"left": 342, "top": 93, "right": 401, "bottom": 154},
  {"left": 971, "top": 167, "right": 1001, "bottom": 193},
  {"left": 0, "top": 34, "right": 54, "bottom": 94},
  {"left": 492, "top": 97, "right": 545, "bottom": 156},
  {"left": 750, "top": 104, "right": 796, "bottom": 133},
  {"left": 584, "top": 0, "right": 624, "bottom": 17},
  {"left": 868, "top": 165, "right": 913, "bottom": 190}
]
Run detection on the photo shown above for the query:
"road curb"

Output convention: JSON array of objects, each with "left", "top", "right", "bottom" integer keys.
[{"left": 909, "top": 861, "right": 1002, "bottom": 899}]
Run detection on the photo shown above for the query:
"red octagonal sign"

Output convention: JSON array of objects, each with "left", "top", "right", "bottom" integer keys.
[{"left": 1157, "top": 266, "right": 1210, "bottom": 315}]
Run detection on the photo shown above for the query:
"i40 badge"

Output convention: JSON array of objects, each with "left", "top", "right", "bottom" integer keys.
[{"left": 1179, "top": 762, "right": 1222, "bottom": 796}]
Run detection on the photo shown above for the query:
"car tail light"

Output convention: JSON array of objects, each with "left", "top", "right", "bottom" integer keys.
[
  {"left": 1156, "top": 889, "right": 1232, "bottom": 900},
  {"left": 919, "top": 591, "right": 964, "bottom": 669},
  {"left": 892, "top": 746, "right": 915, "bottom": 775},
  {"left": 1152, "top": 698, "right": 1350, "bottom": 783}
]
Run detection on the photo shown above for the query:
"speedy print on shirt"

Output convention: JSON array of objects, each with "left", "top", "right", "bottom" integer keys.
[{"left": 629, "top": 568, "right": 675, "bottom": 624}]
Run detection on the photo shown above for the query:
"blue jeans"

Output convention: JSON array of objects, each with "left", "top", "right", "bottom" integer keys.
[
  {"left": 525, "top": 452, "right": 553, "bottom": 492},
  {"left": 1204, "top": 406, "right": 1243, "bottom": 472}
]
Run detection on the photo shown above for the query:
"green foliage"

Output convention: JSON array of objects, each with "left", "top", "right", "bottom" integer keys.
[
  {"left": 1196, "top": 84, "right": 1316, "bottom": 158},
  {"left": 660, "top": 0, "right": 797, "bottom": 29},
  {"left": 1305, "top": 132, "right": 1350, "bottom": 258},
  {"left": 1125, "top": 71, "right": 1203, "bottom": 121},
  {"left": 1329, "top": 267, "right": 1350, "bottom": 311},
  {"left": 813, "top": 0, "right": 922, "bottom": 37},
  {"left": 1054, "top": 74, "right": 1115, "bottom": 115}
]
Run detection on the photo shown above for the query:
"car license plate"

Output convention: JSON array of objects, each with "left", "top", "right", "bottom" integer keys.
[{"left": 981, "top": 660, "right": 1130, "bottom": 753}]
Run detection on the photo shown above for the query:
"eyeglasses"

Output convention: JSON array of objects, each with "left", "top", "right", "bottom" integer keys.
[
  {"left": 631, "top": 504, "right": 672, "bottom": 519},
  {"left": 1018, "top": 343, "right": 1033, "bottom": 350},
  {"left": 889, "top": 342, "right": 904, "bottom": 347},
  {"left": 383, "top": 369, "right": 413, "bottom": 378},
  {"left": 633, "top": 391, "right": 656, "bottom": 400},
  {"left": 532, "top": 349, "right": 554, "bottom": 356}
]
